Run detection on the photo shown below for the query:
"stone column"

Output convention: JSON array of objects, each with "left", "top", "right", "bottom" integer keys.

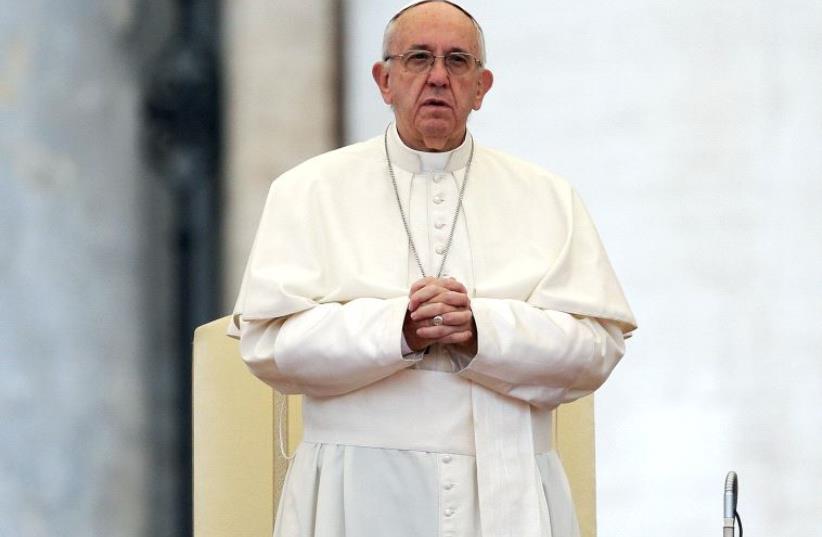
[
  {"left": 220, "top": 0, "right": 340, "bottom": 509},
  {"left": 222, "top": 0, "right": 340, "bottom": 308}
]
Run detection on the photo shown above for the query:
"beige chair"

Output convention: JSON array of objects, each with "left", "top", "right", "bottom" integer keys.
[{"left": 193, "top": 316, "right": 599, "bottom": 537}]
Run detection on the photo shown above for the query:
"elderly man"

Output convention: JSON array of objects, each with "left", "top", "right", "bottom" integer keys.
[{"left": 229, "top": 1, "right": 636, "bottom": 536}]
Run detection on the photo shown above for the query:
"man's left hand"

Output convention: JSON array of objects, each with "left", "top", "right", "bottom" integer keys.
[{"left": 406, "top": 276, "right": 478, "bottom": 355}]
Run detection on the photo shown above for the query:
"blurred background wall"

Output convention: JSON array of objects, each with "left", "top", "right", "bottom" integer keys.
[
  {"left": 2, "top": 0, "right": 820, "bottom": 536},
  {"left": 1, "top": 0, "right": 222, "bottom": 535},
  {"left": 1, "top": 1, "right": 178, "bottom": 535}
]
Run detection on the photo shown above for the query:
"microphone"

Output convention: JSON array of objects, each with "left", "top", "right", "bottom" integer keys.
[{"left": 723, "top": 471, "right": 739, "bottom": 537}]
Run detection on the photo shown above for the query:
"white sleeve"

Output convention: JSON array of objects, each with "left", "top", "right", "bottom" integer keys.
[
  {"left": 238, "top": 297, "right": 422, "bottom": 397},
  {"left": 456, "top": 297, "right": 626, "bottom": 409}
]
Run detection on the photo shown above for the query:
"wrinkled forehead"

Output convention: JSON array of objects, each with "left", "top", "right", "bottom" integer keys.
[{"left": 383, "top": 0, "right": 486, "bottom": 60}]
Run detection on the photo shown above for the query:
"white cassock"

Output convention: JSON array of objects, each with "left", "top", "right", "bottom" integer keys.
[{"left": 229, "top": 124, "right": 637, "bottom": 537}]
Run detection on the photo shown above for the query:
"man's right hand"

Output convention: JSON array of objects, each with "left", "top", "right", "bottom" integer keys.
[{"left": 403, "top": 277, "right": 476, "bottom": 353}]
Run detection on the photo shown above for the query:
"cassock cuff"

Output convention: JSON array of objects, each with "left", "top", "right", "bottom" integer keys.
[
  {"left": 456, "top": 298, "right": 506, "bottom": 382},
  {"left": 400, "top": 316, "right": 425, "bottom": 363}
]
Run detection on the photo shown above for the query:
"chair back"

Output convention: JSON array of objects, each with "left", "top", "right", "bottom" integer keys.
[{"left": 193, "top": 316, "right": 598, "bottom": 537}]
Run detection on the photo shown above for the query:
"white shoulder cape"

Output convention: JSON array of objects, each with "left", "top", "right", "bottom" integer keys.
[{"left": 231, "top": 133, "right": 636, "bottom": 335}]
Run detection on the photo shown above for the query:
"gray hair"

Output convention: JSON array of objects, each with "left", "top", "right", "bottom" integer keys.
[{"left": 381, "top": 0, "right": 487, "bottom": 65}]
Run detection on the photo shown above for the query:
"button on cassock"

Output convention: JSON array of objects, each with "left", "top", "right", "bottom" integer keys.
[
  {"left": 433, "top": 194, "right": 445, "bottom": 204},
  {"left": 435, "top": 245, "right": 446, "bottom": 255}
]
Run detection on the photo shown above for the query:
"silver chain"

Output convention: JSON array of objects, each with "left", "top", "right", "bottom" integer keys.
[{"left": 384, "top": 124, "right": 474, "bottom": 279}]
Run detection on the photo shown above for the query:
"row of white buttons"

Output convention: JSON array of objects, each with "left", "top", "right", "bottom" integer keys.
[
  {"left": 433, "top": 184, "right": 448, "bottom": 257},
  {"left": 431, "top": 174, "right": 451, "bottom": 274},
  {"left": 441, "top": 454, "right": 457, "bottom": 520}
]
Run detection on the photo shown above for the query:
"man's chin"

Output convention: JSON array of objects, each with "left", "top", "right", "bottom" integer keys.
[
  {"left": 415, "top": 120, "right": 459, "bottom": 145},
  {"left": 419, "top": 137, "right": 450, "bottom": 151}
]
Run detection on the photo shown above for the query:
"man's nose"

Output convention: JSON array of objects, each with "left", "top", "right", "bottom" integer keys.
[{"left": 426, "top": 57, "right": 450, "bottom": 86}]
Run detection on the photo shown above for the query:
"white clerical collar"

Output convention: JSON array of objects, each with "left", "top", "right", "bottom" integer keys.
[{"left": 387, "top": 123, "right": 473, "bottom": 174}]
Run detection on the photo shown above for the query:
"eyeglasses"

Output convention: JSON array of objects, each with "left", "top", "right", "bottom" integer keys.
[{"left": 384, "top": 50, "right": 482, "bottom": 76}]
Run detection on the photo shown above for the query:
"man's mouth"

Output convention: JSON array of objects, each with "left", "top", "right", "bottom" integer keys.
[{"left": 421, "top": 98, "right": 450, "bottom": 108}]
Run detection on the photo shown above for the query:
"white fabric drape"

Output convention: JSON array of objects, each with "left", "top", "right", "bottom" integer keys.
[{"left": 230, "top": 125, "right": 636, "bottom": 536}]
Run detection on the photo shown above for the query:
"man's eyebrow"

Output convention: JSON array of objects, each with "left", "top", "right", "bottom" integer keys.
[{"left": 405, "top": 44, "right": 471, "bottom": 54}]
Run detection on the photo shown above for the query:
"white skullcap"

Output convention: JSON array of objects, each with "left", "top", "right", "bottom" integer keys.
[{"left": 388, "top": 0, "right": 479, "bottom": 25}]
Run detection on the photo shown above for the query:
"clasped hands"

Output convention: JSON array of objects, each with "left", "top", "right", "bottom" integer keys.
[{"left": 403, "top": 276, "right": 477, "bottom": 356}]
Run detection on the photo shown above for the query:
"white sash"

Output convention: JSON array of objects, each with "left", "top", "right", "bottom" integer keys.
[
  {"left": 301, "top": 369, "right": 552, "bottom": 536},
  {"left": 471, "top": 383, "right": 552, "bottom": 537}
]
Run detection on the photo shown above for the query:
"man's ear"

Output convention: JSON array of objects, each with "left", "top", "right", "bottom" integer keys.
[
  {"left": 472, "top": 68, "right": 494, "bottom": 111},
  {"left": 372, "top": 62, "right": 393, "bottom": 105}
]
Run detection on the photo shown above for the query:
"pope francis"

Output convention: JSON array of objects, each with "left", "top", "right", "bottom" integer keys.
[{"left": 229, "top": 1, "right": 637, "bottom": 536}]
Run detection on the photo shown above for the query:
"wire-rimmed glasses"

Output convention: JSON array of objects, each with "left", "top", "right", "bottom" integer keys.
[{"left": 384, "top": 50, "right": 482, "bottom": 76}]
